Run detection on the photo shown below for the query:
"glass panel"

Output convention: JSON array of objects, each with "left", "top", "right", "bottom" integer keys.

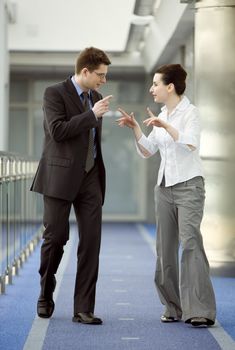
[
  {"left": 8, "top": 181, "right": 15, "bottom": 265},
  {"left": 99, "top": 78, "right": 147, "bottom": 219},
  {"left": 10, "top": 81, "right": 28, "bottom": 103},
  {"left": 0, "top": 182, "right": 8, "bottom": 275},
  {"left": 99, "top": 81, "right": 120, "bottom": 103},
  {"left": 9, "top": 109, "right": 28, "bottom": 155},
  {"left": 14, "top": 179, "right": 22, "bottom": 257},
  {"left": 33, "top": 80, "right": 60, "bottom": 103},
  {"left": 102, "top": 111, "right": 145, "bottom": 217},
  {"left": 119, "top": 81, "right": 145, "bottom": 104},
  {"left": 100, "top": 80, "right": 145, "bottom": 108}
]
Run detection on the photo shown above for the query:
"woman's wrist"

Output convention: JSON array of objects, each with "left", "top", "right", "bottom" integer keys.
[
  {"left": 164, "top": 122, "right": 170, "bottom": 130},
  {"left": 133, "top": 124, "right": 142, "bottom": 141}
]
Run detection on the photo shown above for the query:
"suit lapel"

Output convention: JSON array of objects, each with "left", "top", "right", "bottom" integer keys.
[
  {"left": 64, "top": 77, "right": 84, "bottom": 112},
  {"left": 63, "top": 77, "right": 102, "bottom": 142},
  {"left": 64, "top": 77, "right": 102, "bottom": 113}
]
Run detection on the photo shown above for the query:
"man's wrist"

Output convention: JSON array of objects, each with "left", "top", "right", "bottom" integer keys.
[{"left": 91, "top": 108, "right": 98, "bottom": 120}]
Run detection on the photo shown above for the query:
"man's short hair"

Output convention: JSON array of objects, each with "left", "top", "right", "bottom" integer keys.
[{"left": 75, "top": 47, "right": 111, "bottom": 74}]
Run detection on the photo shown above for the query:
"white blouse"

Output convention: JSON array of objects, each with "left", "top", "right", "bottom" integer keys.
[{"left": 136, "top": 96, "right": 204, "bottom": 187}]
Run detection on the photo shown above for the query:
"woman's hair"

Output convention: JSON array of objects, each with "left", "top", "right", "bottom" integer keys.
[
  {"left": 75, "top": 47, "right": 111, "bottom": 74},
  {"left": 155, "top": 64, "right": 187, "bottom": 95}
]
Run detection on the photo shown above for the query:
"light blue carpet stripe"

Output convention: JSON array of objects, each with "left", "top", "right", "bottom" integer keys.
[{"left": 23, "top": 233, "right": 74, "bottom": 350}]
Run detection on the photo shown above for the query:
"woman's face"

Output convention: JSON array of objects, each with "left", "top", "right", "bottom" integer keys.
[{"left": 149, "top": 73, "right": 170, "bottom": 103}]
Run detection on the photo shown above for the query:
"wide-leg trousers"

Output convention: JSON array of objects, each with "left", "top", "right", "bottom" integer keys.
[
  {"left": 39, "top": 163, "right": 102, "bottom": 315},
  {"left": 154, "top": 176, "right": 216, "bottom": 323}
]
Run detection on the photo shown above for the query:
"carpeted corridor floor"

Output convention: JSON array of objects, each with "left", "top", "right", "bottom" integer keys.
[{"left": 0, "top": 223, "right": 235, "bottom": 350}]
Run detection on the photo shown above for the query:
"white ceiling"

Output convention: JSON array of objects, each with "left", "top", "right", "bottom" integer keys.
[
  {"left": 8, "top": 0, "right": 136, "bottom": 52},
  {"left": 8, "top": 0, "right": 194, "bottom": 74}
]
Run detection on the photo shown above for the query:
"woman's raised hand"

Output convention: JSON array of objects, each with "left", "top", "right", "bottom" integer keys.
[
  {"left": 143, "top": 108, "right": 167, "bottom": 128},
  {"left": 116, "top": 108, "right": 139, "bottom": 129}
]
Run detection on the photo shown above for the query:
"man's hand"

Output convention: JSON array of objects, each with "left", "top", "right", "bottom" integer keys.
[{"left": 92, "top": 95, "right": 113, "bottom": 118}]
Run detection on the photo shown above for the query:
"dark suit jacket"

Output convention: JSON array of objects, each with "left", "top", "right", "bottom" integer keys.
[{"left": 30, "top": 77, "right": 106, "bottom": 203}]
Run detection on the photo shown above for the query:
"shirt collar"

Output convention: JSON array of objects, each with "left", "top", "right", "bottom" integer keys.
[
  {"left": 161, "top": 95, "right": 190, "bottom": 113},
  {"left": 71, "top": 75, "right": 90, "bottom": 97}
]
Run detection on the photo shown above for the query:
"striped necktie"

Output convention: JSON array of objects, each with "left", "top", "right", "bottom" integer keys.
[{"left": 82, "top": 92, "right": 95, "bottom": 172}]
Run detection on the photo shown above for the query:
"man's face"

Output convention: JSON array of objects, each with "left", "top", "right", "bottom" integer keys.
[{"left": 83, "top": 64, "right": 108, "bottom": 91}]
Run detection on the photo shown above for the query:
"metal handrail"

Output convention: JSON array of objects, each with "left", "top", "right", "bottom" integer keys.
[{"left": 0, "top": 151, "right": 42, "bottom": 294}]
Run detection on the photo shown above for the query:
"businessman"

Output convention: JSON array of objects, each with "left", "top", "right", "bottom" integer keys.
[{"left": 31, "top": 47, "right": 112, "bottom": 325}]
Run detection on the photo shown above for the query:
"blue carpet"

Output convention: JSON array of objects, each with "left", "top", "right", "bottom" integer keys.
[
  {"left": 0, "top": 244, "right": 41, "bottom": 350},
  {"left": 143, "top": 223, "right": 156, "bottom": 239},
  {"left": 42, "top": 223, "right": 221, "bottom": 350},
  {"left": 0, "top": 223, "right": 234, "bottom": 350},
  {"left": 212, "top": 277, "right": 235, "bottom": 339}
]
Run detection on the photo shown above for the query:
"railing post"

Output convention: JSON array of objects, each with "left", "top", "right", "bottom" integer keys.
[{"left": 0, "top": 275, "right": 6, "bottom": 294}]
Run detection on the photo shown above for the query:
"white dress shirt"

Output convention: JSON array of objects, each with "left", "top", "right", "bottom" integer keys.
[{"left": 136, "top": 96, "right": 204, "bottom": 187}]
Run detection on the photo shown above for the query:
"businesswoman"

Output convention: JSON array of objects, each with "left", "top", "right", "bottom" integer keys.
[{"left": 116, "top": 64, "right": 216, "bottom": 327}]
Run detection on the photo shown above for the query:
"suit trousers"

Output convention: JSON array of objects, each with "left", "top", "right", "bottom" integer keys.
[
  {"left": 154, "top": 176, "right": 216, "bottom": 323},
  {"left": 39, "top": 163, "right": 102, "bottom": 314}
]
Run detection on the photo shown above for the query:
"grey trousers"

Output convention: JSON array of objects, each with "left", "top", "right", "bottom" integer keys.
[{"left": 154, "top": 176, "right": 216, "bottom": 323}]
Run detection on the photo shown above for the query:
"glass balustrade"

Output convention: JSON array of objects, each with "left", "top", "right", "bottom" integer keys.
[{"left": 0, "top": 152, "right": 42, "bottom": 294}]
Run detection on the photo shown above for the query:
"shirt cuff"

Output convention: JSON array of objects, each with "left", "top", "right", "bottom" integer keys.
[
  {"left": 137, "top": 134, "right": 149, "bottom": 148},
  {"left": 136, "top": 135, "right": 153, "bottom": 158},
  {"left": 90, "top": 109, "right": 98, "bottom": 121}
]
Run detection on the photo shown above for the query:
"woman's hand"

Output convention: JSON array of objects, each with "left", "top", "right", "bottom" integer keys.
[
  {"left": 144, "top": 108, "right": 180, "bottom": 142},
  {"left": 116, "top": 108, "right": 139, "bottom": 129},
  {"left": 143, "top": 108, "right": 168, "bottom": 129},
  {"left": 116, "top": 107, "right": 143, "bottom": 141}
]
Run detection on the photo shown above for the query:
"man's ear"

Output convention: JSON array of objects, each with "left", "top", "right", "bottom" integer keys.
[{"left": 81, "top": 67, "right": 89, "bottom": 76}]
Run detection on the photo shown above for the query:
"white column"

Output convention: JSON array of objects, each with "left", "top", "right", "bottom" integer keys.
[
  {"left": 0, "top": 0, "right": 9, "bottom": 151},
  {"left": 195, "top": 0, "right": 235, "bottom": 265}
]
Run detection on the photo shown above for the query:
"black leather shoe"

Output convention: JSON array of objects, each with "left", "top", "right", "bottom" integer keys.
[
  {"left": 161, "top": 315, "right": 179, "bottom": 323},
  {"left": 37, "top": 276, "right": 56, "bottom": 318},
  {"left": 37, "top": 297, "right": 55, "bottom": 318},
  {"left": 190, "top": 317, "right": 209, "bottom": 327},
  {"left": 72, "top": 312, "right": 102, "bottom": 325}
]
